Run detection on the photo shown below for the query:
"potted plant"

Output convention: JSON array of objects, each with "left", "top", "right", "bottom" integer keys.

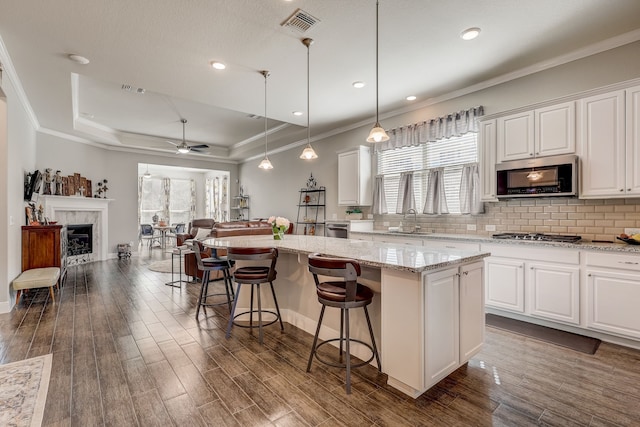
[{"left": 345, "top": 207, "right": 363, "bottom": 220}]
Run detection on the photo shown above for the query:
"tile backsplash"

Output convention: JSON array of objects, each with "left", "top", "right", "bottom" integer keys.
[{"left": 374, "top": 198, "right": 640, "bottom": 242}]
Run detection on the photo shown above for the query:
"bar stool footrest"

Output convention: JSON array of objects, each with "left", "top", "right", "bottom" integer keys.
[
  {"left": 232, "top": 309, "right": 281, "bottom": 329},
  {"left": 312, "top": 338, "right": 375, "bottom": 369}
]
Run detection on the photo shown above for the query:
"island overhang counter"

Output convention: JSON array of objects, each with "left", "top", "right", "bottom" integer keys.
[{"left": 203, "top": 234, "right": 490, "bottom": 398}]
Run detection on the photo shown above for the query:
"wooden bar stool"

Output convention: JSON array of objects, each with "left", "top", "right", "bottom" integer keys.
[
  {"left": 306, "top": 253, "right": 381, "bottom": 394},
  {"left": 188, "top": 241, "right": 235, "bottom": 319},
  {"left": 225, "top": 247, "right": 283, "bottom": 344}
]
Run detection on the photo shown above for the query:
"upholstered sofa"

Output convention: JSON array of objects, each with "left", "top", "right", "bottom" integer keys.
[{"left": 180, "top": 220, "right": 274, "bottom": 281}]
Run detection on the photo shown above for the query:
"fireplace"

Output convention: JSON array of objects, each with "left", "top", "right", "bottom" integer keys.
[
  {"left": 67, "top": 224, "right": 93, "bottom": 256},
  {"left": 38, "top": 195, "right": 112, "bottom": 261}
]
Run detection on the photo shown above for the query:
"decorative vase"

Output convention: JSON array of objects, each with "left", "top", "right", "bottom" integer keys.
[{"left": 273, "top": 228, "right": 284, "bottom": 240}]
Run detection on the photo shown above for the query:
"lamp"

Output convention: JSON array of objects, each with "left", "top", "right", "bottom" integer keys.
[
  {"left": 143, "top": 164, "right": 151, "bottom": 178},
  {"left": 366, "top": 0, "right": 389, "bottom": 143},
  {"left": 258, "top": 70, "right": 274, "bottom": 170},
  {"left": 299, "top": 38, "right": 318, "bottom": 160}
]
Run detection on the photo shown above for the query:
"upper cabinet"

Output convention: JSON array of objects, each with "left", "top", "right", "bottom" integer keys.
[
  {"left": 338, "top": 146, "right": 372, "bottom": 206},
  {"left": 577, "top": 86, "right": 640, "bottom": 198},
  {"left": 478, "top": 119, "right": 497, "bottom": 202},
  {"left": 497, "top": 102, "right": 575, "bottom": 162}
]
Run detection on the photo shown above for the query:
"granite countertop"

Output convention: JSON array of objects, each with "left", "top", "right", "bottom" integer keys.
[
  {"left": 202, "top": 234, "right": 489, "bottom": 273},
  {"left": 350, "top": 230, "right": 640, "bottom": 254}
]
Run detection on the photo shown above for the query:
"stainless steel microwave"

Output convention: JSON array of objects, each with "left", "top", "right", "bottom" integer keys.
[{"left": 496, "top": 154, "right": 578, "bottom": 198}]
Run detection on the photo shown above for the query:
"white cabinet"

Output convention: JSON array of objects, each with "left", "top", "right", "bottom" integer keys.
[
  {"left": 535, "top": 102, "right": 576, "bottom": 157},
  {"left": 381, "top": 261, "right": 484, "bottom": 396},
  {"left": 482, "top": 244, "right": 580, "bottom": 325},
  {"left": 497, "top": 111, "right": 534, "bottom": 162},
  {"left": 484, "top": 257, "right": 525, "bottom": 313},
  {"left": 497, "top": 102, "right": 575, "bottom": 162},
  {"left": 479, "top": 119, "right": 497, "bottom": 201},
  {"left": 584, "top": 252, "right": 640, "bottom": 339},
  {"left": 577, "top": 90, "right": 626, "bottom": 198},
  {"left": 527, "top": 262, "right": 580, "bottom": 325},
  {"left": 424, "top": 261, "right": 484, "bottom": 388},
  {"left": 338, "top": 146, "right": 372, "bottom": 206},
  {"left": 459, "top": 262, "right": 485, "bottom": 362},
  {"left": 578, "top": 86, "right": 640, "bottom": 198}
]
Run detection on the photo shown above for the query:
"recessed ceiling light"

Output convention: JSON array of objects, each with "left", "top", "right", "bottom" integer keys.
[
  {"left": 406, "top": 95, "right": 417, "bottom": 101},
  {"left": 210, "top": 61, "right": 226, "bottom": 70},
  {"left": 68, "top": 54, "right": 90, "bottom": 65},
  {"left": 293, "top": 111, "right": 303, "bottom": 116},
  {"left": 460, "top": 27, "right": 481, "bottom": 40},
  {"left": 352, "top": 81, "right": 366, "bottom": 88}
]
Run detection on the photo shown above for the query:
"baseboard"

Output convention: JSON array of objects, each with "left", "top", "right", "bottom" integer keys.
[{"left": 0, "top": 299, "right": 14, "bottom": 314}]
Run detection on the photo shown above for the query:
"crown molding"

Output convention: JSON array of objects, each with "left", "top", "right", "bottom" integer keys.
[{"left": 0, "top": 35, "right": 39, "bottom": 130}]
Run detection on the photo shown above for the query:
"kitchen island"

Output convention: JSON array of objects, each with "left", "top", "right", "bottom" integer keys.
[{"left": 204, "top": 234, "right": 490, "bottom": 398}]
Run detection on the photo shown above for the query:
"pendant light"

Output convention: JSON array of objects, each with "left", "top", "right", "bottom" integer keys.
[
  {"left": 143, "top": 163, "right": 151, "bottom": 178},
  {"left": 258, "top": 70, "right": 274, "bottom": 170},
  {"left": 299, "top": 37, "right": 318, "bottom": 160},
  {"left": 366, "top": 0, "right": 389, "bottom": 143}
]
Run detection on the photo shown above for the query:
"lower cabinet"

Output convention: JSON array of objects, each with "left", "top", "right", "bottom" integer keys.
[
  {"left": 485, "top": 257, "right": 525, "bottom": 313},
  {"left": 483, "top": 244, "right": 580, "bottom": 325},
  {"left": 381, "top": 260, "right": 484, "bottom": 396},
  {"left": 585, "top": 252, "right": 640, "bottom": 339},
  {"left": 527, "top": 261, "right": 580, "bottom": 324},
  {"left": 424, "top": 262, "right": 484, "bottom": 388}
]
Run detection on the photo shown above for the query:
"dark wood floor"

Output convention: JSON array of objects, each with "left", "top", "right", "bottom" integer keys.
[{"left": 2, "top": 250, "right": 640, "bottom": 426}]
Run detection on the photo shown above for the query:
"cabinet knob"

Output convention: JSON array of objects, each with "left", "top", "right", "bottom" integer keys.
[
  {"left": 588, "top": 273, "right": 592, "bottom": 277},
  {"left": 620, "top": 189, "right": 624, "bottom": 192},
  {"left": 519, "top": 265, "right": 523, "bottom": 269},
  {"left": 628, "top": 188, "right": 631, "bottom": 191},
  {"left": 535, "top": 152, "right": 539, "bottom": 155},
  {"left": 530, "top": 153, "right": 534, "bottom": 156}
]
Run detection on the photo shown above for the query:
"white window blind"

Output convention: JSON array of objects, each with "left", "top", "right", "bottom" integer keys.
[{"left": 377, "top": 132, "right": 478, "bottom": 214}]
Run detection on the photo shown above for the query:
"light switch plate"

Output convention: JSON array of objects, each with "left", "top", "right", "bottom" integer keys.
[{"left": 467, "top": 224, "right": 477, "bottom": 231}]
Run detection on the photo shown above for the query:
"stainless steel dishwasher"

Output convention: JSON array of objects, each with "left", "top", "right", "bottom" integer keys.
[{"left": 325, "top": 222, "right": 349, "bottom": 238}]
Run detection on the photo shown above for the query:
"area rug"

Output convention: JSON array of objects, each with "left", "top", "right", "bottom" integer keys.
[
  {"left": 0, "top": 353, "right": 53, "bottom": 427},
  {"left": 148, "top": 258, "right": 184, "bottom": 273},
  {"left": 486, "top": 314, "right": 601, "bottom": 355}
]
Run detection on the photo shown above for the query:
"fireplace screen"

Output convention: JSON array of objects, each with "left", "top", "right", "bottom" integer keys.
[{"left": 67, "top": 224, "right": 93, "bottom": 256}]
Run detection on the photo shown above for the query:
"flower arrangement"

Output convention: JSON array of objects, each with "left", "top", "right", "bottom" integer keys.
[{"left": 268, "top": 216, "right": 290, "bottom": 240}]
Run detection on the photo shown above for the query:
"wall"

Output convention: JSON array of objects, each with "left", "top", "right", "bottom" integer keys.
[
  {"left": 36, "top": 133, "right": 238, "bottom": 256},
  {"left": 239, "top": 41, "right": 640, "bottom": 240},
  {"left": 0, "top": 71, "right": 38, "bottom": 312}
]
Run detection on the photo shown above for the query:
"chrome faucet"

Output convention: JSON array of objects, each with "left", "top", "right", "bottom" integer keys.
[{"left": 403, "top": 208, "right": 420, "bottom": 233}]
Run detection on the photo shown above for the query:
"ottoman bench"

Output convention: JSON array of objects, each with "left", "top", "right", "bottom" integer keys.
[{"left": 13, "top": 267, "right": 60, "bottom": 305}]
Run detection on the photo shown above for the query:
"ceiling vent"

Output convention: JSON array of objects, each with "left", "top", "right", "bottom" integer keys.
[{"left": 281, "top": 9, "right": 319, "bottom": 34}]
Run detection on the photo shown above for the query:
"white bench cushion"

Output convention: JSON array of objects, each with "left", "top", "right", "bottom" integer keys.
[{"left": 13, "top": 267, "right": 60, "bottom": 291}]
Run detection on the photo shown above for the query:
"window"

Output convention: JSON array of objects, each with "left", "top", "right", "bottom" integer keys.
[
  {"left": 205, "top": 173, "right": 230, "bottom": 222},
  {"left": 139, "top": 178, "right": 195, "bottom": 225},
  {"left": 377, "top": 132, "right": 478, "bottom": 214}
]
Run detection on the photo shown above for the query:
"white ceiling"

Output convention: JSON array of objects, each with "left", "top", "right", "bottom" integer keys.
[{"left": 1, "top": 0, "right": 640, "bottom": 162}]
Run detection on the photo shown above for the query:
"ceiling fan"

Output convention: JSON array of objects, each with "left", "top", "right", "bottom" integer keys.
[{"left": 166, "top": 119, "right": 209, "bottom": 154}]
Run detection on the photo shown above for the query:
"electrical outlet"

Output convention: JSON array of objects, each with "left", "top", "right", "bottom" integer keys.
[
  {"left": 624, "top": 228, "right": 640, "bottom": 235},
  {"left": 467, "top": 224, "right": 477, "bottom": 231},
  {"left": 485, "top": 224, "right": 496, "bottom": 232}
]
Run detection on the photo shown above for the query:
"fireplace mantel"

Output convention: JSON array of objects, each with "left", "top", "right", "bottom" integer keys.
[{"left": 38, "top": 195, "right": 113, "bottom": 261}]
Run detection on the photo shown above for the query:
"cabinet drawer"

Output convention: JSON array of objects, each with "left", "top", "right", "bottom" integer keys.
[
  {"left": 584, "top": 251, "right": 640, "bottom": 271},
  {"left": 481, "top": 244, "right": 579, "bottom": 264},
  {"left": 425, "top": 240, "right": 481, "bottom": 252}
]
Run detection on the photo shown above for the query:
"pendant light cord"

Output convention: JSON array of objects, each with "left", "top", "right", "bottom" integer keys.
[
  {"left": 264, "top": 71, "right": 268, "bottom": 156},
  {"left": 306, "top": 39, "right": 311, "bottom": 145},
  {"left": 375, "top": 0, "right": 380, "bottom": 123}
]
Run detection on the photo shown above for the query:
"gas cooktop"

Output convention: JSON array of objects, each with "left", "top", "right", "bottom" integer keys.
[{"left": 492, "top": 232, "right": 582, "bottom": 243}]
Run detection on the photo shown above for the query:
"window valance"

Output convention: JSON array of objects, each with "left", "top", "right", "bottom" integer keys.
[{"left": 377, "top": 106, "right": 484, "bottom": 152}]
